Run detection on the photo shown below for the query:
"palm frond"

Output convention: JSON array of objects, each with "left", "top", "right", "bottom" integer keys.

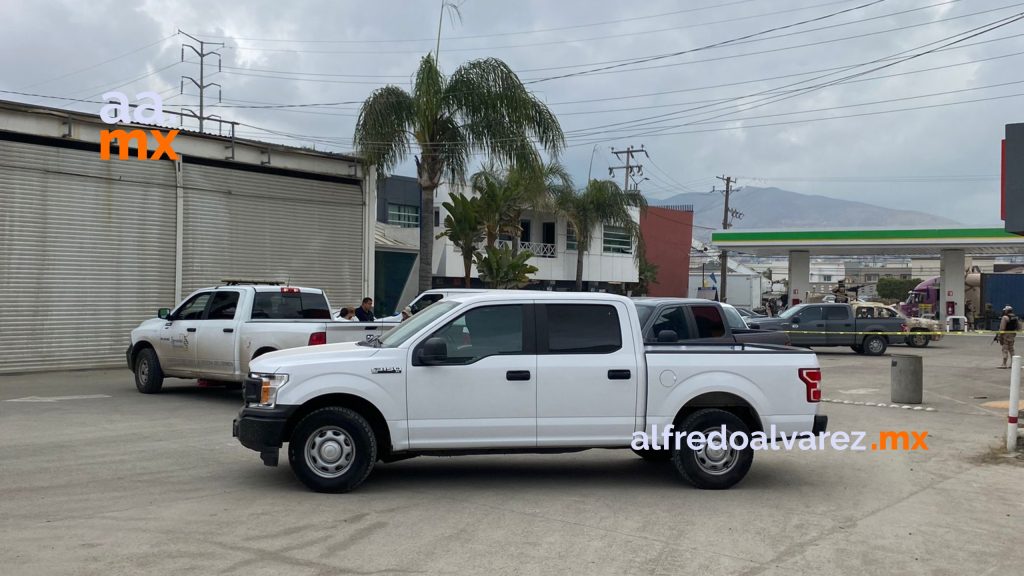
[{"left": 353, "top": 86, "right": 415, "bottom": 175}]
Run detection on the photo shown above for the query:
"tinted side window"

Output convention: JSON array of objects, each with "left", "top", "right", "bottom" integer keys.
[
  {"left": 176, "top": 293, "right": 212, "bottom": 320},
  {"left": 649, "top": 306, "right": 691, "bottom": 341},
  {"left": 428, "top": 305, "right": 523, "bottom": 364},
  {"left": 824, "top": 306, "right": 849, "bottom": 320},
  {"left": 252, "top": 291, "right": 331, "bottom": 319},
  {"left": 546, "top": 304, "right": 621, "bottom": 354},
  {"left": 798, "top": 306, "right": 822, "bottom": 322},
  {"left": 878, "top": 307, "right": 897, "bottom": 319},
  {"left": 692, "top": 305, "right": 726, "bottom": 338},
  {"left": 207, "top": 291, "right": 240, "bottom": 320}
]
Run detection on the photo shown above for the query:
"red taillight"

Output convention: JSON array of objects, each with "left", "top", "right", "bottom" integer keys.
[
  {"left": 281, "top": 287, "right": 300, "bottom": 294},
  {"left": 799, "top": 368, "right": 822, "bottom": 402},
  {"left": 308, "top": 331, "right": 327, "bottom": 346}
]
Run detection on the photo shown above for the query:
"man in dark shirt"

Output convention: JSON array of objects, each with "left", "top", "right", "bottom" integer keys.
[{"left": 355, "top": 297, "right": 375, "bottom": 322}]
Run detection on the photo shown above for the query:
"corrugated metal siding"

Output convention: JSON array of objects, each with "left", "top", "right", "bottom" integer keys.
[
  {"left": 0, "top": 139, "right": 176, "bottom": 373},
  {"left": 181, "top": 163, "right": 365, "bottom": 311}
]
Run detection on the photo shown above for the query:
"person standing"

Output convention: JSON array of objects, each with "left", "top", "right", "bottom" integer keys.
[
  {"left": 355, "top": 297, "right": 375, "bottom": 322},
  {"left": 996, "top": 305, "right": 1019, "bottom": 368},
  {"left": 338, "top": 307, "right": 357, "bottom": 321},
  {"left": 965, "top": 299, "right": 976, "bottom": 331}
]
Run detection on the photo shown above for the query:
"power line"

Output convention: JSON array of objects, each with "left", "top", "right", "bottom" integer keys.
[{"left": 16, "top": 33, "right": 177, "bottom": 90}]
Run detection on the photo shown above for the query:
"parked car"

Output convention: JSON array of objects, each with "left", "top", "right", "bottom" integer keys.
[
  {"left": 735, "top": 306, "right": 767, "bottom": 319},
  {"left": 405, "top": 288, "right": 488, "bottom": 315},
  {"left": 632, "top": 298, "right": 791, "bottom": 346},
  {"left": 750, "top": 302, "right": 907, "bottom": 355},
  {"left": 233, "top": 291, "right": 826, "bottom": 493},
  {"left": 127, "top": 282, "right": 396, "bottom": 393}
]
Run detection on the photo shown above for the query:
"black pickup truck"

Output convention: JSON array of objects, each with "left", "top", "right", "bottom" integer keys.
[
  {"left": 749, "top": 302, "right": 907, "bottom": 355},
  {"left": 632, "top": 298, "right": 791, "bottom": 346}
]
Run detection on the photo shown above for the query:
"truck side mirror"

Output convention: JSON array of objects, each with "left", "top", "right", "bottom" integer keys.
[
  {"left": 656, "top": 330, "right": 679, "bottom": 343},
  {"left": 748, "top": 323, "right": 760, "bottom": 329},
  {"left": 791, "top": 316, "right": 800, "bottom": 324},
  {"left": 158, "top": 308, "right": 171, "bottom": 320},
  {"left": 416, "top": 337, "right": 448, "bottom": 365}
]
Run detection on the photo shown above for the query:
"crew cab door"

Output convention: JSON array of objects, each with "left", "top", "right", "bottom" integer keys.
[
  {"left": 406, "top": 303, "right": 536, "bottom": 449},
  {"left": 787, "top": 305, "right": 825, "bottom": 346},
  {"left": 194, "top": 289, "right": 242, "bottom": 378},
  {"left": 536, "top": 302, "right": 639, "bottom": 446},
  {"left": 159, "top": 291, "right": 213, "bottom": 375},
  {"left": 825, "top": 305, "right": 855, "bottom": 345}
]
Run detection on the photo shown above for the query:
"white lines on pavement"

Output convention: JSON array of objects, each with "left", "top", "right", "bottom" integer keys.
[
  {"left": 5, "top": 394, "right": 112, "bottom": 403},
  {"left": 821, "top": 398, "right": 936, "bottom": 411}
]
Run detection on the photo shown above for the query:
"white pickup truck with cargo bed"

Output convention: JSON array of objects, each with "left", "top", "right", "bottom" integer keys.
[
  {"left": 233, "top": 291, "right": 827, "bottom": 493},
  {"left": 127, "top": 282, "right": 394, "bottom": 393}
]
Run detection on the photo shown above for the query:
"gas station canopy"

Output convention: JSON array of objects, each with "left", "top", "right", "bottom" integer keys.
[{"left": 711, "top": 227, "right": 1024, "bottom": 257}]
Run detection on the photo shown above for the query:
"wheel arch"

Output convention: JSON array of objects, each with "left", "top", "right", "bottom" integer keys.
[
  {"left": 674, "top": 392, "right": 763, "bottom": 433},
  {"left": 285, "top": 394, "right": 393, "bottom": 460},
  {"left": 129, "top": 340, "right": 157, "bottom": 370}
]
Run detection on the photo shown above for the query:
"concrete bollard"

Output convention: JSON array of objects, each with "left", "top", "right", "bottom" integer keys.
[{"left": 891, "top": 354, "right": 923, "bottom": 404}]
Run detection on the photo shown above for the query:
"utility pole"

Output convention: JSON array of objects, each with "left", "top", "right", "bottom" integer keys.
[
  {"left": 179, "top": 30, "right": 223, "bottom": 133},
  {"left": 609, "top": 145, "right": 649, "bottom": 192},
  {"left": 716, "top": 175, "right": 743, "bottom": 303}
]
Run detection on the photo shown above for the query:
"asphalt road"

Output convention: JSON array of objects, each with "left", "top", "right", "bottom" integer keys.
[{"left": 1, "top": 336, "right": 1021, "bottom": 576}]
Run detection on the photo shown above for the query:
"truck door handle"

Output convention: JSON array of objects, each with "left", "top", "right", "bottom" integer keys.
[
  {"left": 223, "top": 328, "right": 234, "bottom": 333},
  {"left": 186, "top": 328, "right": 197, "bottom": 333},
  {"left": 506, "top": 370, "right": 531, "bottom": 381},
  {"left": 608, "top": 369, "right": 632, "bottom": 380},
  {"left": 364, "top": 326, "right": 377, "bottom": 331}
]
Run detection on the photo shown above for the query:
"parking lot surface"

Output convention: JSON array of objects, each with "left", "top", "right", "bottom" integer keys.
[{"left": 1, "top": 336, "right": 1022, "bottom": 576}]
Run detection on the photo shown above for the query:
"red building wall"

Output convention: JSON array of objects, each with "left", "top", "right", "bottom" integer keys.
[{"left": 640, "top": 206, "right": 694, "bottom": 297}]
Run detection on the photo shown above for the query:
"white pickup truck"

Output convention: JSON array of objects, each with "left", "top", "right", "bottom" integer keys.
[
  {"left": 233, "top": 291, "right": 827, "bottom": 493},
  {"left": 127, "top": 282, "right": 394, "bottom": 394}
]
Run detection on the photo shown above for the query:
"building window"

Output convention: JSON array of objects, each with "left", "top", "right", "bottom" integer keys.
[
  {"left": 387, "top": 203, "right": 419, "bottom": 228},
  {"left": 602, "top": 225, "right": 632, "bottom": 255},
  {"left": 865, "top": 274, "right": 878, "bottom": 282},
  {"left": 434, "top": 208, "right": 440, "bottom": 228},
  {"left": 822, "top": 275, "right": 832, "bottom": 282},
  {"left": 566, "top": 223, "right": 578, "bottom": 251}
]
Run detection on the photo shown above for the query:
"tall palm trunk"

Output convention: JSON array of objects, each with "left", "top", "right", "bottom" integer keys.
[
  {"left": 416, "top": 154, "right": 442, "bottom": 293},
  {"left": 575, "top": 241, "right": 585, "bottom": 291},
  {"left": 463, "top": 253, "right": 472, "bottom": 287}
]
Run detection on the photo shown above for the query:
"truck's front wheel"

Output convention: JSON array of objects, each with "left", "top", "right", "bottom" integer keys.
[
  {"left": 134, "top": 348, "right": 164, "bottom": 394},
  {"left": 288, "top": 407, "right": 377, "bottom": 493},
  {"left": 672, "top": 409, "right": 753, "bottom": 490}
]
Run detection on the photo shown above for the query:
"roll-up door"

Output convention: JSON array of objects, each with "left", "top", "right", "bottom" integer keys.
[
  {"left": 0, "top": 138, "right": 176, "bottom": 373},
  {"left": 181, "top": 161, "right": 364, "bottom": 311}
]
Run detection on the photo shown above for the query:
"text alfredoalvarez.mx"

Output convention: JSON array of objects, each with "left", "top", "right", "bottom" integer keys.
[{"left": 98, "top": 91, "right": 178, "bottom": 161}]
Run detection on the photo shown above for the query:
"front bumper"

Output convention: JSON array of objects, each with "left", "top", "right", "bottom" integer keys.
[
  {"left": 233, "top": 404, "right": 298, "bottom": 466},
  {"left": 812, "top": 414, "right": 828, "bottom": 434}
]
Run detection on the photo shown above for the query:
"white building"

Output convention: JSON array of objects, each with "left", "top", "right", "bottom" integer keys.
[{"left": 431, "top": 184, "right": 640, "bottom": 291}]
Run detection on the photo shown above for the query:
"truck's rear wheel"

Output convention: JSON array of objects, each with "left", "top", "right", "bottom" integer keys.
[
  {"left": 862, "top": 334, "right": 887, "bottom": 356},
  {"left": 632, "top": 447, "right": 673, "bottom": 462},
  {"left": 288, "top": 407, "right": 376, "bottom": 493},
  {"left": 906, "top": 331, "right": 930, "bottom": 348},
  {"left": 134, "top": 348, "right": 164, "bottom": 394},
  {"left": 671, "top": 409, "right": 753, "bottom": 489}
]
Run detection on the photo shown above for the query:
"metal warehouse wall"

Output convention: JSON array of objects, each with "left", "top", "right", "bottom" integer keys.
[{"left": 0, "top": 129, "right": 367, "bottom": 374}]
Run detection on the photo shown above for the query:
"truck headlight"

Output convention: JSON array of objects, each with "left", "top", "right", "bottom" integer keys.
[{"left": 251, "top": 373, "right": 289, "bottom": 407}]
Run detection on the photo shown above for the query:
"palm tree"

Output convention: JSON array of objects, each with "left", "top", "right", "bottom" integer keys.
[
  {"left": 474, "top": 245, "right": 539, "bottom": 289},
  {"left": 354, "top": 54, "right": 564, "bottom": 292},
  {"left": 553, "top": 179, "right": 648, "bottom": 291},
  {"left": 436, "top": 194, "right": 483, "bottom": 287},
  {"left": 471, "top": 159, "right": 575, "bottom": 252}
]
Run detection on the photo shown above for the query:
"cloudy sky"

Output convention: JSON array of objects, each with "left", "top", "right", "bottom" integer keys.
[{"left": 2, "top": 0, "right": 1021, "bottom": 225}]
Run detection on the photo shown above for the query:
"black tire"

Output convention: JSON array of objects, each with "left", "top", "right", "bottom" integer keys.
[
  {"left": 851, "top": 345, "right": 864, "bottom": 354},
  {"left": 134, "top": 348, "right": 164, "bottom": 394},
  {"left": 632, "top": 447, "right": 673, "bottom": 462},
  {"left": 862, "top": 334, "right": 887, "bottom": 356},
  {"left": 905, "top": 331, "right": 930, "bottom": 348},
  {"left": 671, "top": 409, "right": 754, "bottom": 490},
  {"left": 288, "top": 407, "right": 377, "bottom": 493}
]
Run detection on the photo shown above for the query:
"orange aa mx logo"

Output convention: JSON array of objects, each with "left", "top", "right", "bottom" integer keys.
[{"left": 99, "top": 91, "right": 178, "bottom": 160}]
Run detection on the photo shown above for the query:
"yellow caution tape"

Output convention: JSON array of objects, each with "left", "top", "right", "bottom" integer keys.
[{"left": 774, "top": 330, "right": 1018, "bottom": 336}]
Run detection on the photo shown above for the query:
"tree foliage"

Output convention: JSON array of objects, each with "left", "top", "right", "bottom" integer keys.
[
  {"left": 876, "top": 277, "right": 922, "bottom": 300},
  {"left": 354, "top": 54, "right": 564, "bottom": 292},
  {"left": 474, "top": 245, "right": 539, "bottom": 289},
  {"left": 436, "top": 194, "right": 483, "bottom": 286}
]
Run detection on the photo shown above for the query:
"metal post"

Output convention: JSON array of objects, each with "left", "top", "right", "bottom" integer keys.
[{"left": 1009, "top": 355, "right": 1021, "bottom": 452}]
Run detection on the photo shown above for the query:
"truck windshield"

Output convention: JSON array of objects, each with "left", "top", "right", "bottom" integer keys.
[
  {"left": 377, "top": 301, "right": 459, "bottom": 348},
  {"left": 778, "top": 304, "right": 807, "bottom": 320}
]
